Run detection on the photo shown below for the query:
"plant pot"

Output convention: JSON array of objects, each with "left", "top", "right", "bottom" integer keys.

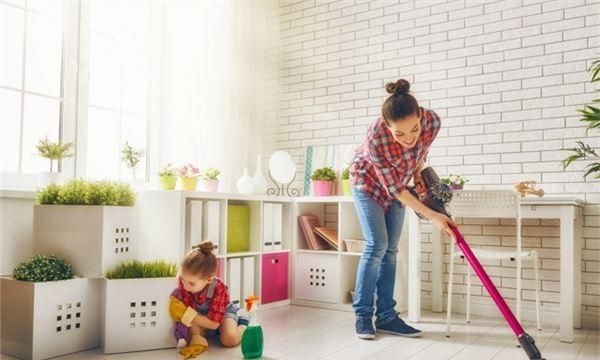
[
  {"left": 313, "top": 180, "right": 333, "bottom": 196},
  {"left": 450, "top": 185, "right": 463, "bottom": 190},
  {"left": 198, "top": 179, "right": 219, "bottom": 192},
  {"left": 159, "top": 175, "right": 177, "bottom": 190},
  {"left": 102, "top": 277, "right": 177, "bottom": 354},
  {"left": 33, "top": 205, "right": 136, "bottom": 277},
  {"left": 179, "top": 177, "right": 198, "bottom": 191},
  {"left": 1, "top": 277, "right": 101, "bottom": 360},
  {"left": 341, "top": 179, "right": 351, "bottom": 196}
]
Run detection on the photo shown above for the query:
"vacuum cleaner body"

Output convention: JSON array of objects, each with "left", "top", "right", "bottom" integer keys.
[{"left": 411, "top": 166, "right": 545, "bottom": 360}]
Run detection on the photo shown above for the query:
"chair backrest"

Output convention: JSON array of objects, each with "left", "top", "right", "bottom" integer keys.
[{"left": 448, "top": 190, "right": 520, "bottom": 219}]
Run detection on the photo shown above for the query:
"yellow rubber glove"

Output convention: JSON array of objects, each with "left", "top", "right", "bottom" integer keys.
[
  {"left": 179, "top": 334, "right": 208, "bottom": 359},
  {"left": 169, "top": 296, "right": 198, "bottom": 327}
]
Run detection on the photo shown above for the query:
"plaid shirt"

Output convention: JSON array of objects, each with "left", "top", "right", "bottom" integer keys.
[
  {"left": 171, "top": 277, "right": 230, "bottom": 324},
  {"left": 350, "top": 107, "right": 441, "bottom": 211}
]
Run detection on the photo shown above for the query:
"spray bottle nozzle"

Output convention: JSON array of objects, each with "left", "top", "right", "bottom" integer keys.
[{"left": 245, "top": 295, "right": 260, "bottom": 313}]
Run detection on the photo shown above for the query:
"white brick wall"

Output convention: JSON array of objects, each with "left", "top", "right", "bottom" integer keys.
[{"left": 274, "top": 0, "right": 600, "bottom": 323}]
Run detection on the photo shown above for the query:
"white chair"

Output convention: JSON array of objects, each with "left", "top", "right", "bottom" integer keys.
[{"left": 445, "top": 190, "right": 541, "bottom": 336}]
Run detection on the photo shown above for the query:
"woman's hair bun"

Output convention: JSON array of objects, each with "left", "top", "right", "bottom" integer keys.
[
  {"left": 194, "top": 241, "right": 214, "bottom": 255},
  {"left": 385, "top": 79, "right": 410, "bottom": 96}
]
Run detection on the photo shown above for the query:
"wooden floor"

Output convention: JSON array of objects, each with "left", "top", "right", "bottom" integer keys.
[{"left": 2, "top": 306, "right": 598, "bottom": 360}]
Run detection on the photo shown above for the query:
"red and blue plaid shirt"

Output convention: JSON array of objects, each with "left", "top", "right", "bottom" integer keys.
[
  {"left": 171, "top": 276, "right": 230, "bottom": 324},
  {"left": 350, "top": 107, "right": 441, "bottom": 211}
]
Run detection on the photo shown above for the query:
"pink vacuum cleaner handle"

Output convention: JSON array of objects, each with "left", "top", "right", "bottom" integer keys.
[
  {"left": 449, "top": 224, "right": 524, "bottom": 336},
  {"left": 449, "top": 224, "right": 544, "bottom": 360}
]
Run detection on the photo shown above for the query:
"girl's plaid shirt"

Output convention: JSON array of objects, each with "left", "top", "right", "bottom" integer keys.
[{"left": 350, "top": 107, "right": 441, "bottom": 211}]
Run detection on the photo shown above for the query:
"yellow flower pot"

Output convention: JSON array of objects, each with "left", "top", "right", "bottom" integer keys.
[
  {"left": 342, "top": 179, "right": 351, "bottom": 196},
  {"left": 179, "top": 177, "right": 198, "bottom": 191}
]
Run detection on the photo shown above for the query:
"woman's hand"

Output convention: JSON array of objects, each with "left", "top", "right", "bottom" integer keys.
[{"left": 430, "top": 212, "right": 459, "bottom": 241}]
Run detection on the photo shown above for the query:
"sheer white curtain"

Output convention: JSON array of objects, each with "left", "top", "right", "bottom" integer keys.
[{"left": 160, "top": 0, "right": 280, "bottom": 191}]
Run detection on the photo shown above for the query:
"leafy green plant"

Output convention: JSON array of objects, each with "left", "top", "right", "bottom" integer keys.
[
  {"left": 159, "top": 163, "right": 177, "bottom": 177},
  {"left": 36, "top": 178, "right": 136, "bottom": 206},
  {"left": 36, "top": 137, "right": 74, "bottom": 172},
  {"left": 311, "top": 167, "right": 336, "bottom": 181},
  {"left": 562, "top": 59, "right": 600, "bottom": 179},
  {"left": 121, "top": 142, "right": 145, "bottom": 180},
  {"left": 13, "top": 255, "right": 74, "bottom": 282},
  {"left": 105, "top": 260, "right": 177, "bottom": 279},
  {"left": 341, "top": 167, "right": 350, "bottom": 180},
  {"left": 200, "top": 168, "right": 221, "bottom": 180},
  {"left": 441, "top": 174, "right": 469, "bottom": 186}
]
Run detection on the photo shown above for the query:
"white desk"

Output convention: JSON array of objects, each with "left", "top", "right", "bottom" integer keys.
[{"left": 407, "top": 194, "right": 584, "bottom": 343}]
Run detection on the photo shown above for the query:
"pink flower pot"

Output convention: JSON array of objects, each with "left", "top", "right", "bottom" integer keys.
[
  {"left": 313, "top": 180, "right": 333, "bottom": 196},
  {"left": 198, "top": 179, "right": 219, "bottom": 192},
  {"left": 450, "top": 185, "right": 463, "bottom": 190}
]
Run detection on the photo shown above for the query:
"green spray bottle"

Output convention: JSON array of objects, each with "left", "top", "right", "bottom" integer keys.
[{"left": 241, "top": 296, "right": 263, "bottom": 359}]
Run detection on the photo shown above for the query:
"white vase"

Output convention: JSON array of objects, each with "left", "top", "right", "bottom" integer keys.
[
  {"left": 253, "top": 154, "right": 267, "bottom": 194},
  {"left": 236, "top": 168, "right": 255, "bottom": 195}
]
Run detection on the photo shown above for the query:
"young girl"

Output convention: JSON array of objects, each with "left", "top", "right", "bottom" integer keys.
[{"left": 169, "top": 241, "right": 248, "bottom": 359}]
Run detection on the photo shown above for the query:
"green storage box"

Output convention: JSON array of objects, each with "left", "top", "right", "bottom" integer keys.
[{"left": 227, "top": 205, "right": 250, "bottom": 252}]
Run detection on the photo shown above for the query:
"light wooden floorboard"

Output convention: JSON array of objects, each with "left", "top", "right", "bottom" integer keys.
[{"left": 1, "top": 306, "right": 597, "bottom": 360}]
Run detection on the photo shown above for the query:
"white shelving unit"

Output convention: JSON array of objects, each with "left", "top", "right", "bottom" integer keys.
[{"left": 136, "top": 190, "right": 292, "bottom": 309}]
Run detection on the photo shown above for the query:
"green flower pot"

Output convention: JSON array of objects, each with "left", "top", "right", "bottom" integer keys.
[{"left": 159, "top": 175, "right": 177, "bottom": 190}]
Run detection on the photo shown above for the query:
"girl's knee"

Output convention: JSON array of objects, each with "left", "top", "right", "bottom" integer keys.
[{"left": 220, "top": 331, "right": 240, "bottom": 348}]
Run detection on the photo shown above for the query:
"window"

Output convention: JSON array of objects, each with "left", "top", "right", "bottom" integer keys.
[
  {"left": 1, "top": 0, "right": 65, "bottom": 174},
  {"left": 84, "top": 0, "right": 152, "bottom": 181}
]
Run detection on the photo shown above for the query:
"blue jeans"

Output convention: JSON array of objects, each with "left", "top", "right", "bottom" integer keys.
[{"left": 352, "top": 188, "right": 405, "bottom": 326}]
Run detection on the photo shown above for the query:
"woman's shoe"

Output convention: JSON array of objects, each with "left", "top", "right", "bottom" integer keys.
[{"left": 355, "top": 317, "right": 376, "bottom": 340}]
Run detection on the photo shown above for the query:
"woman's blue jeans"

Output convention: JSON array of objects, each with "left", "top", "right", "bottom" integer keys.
[{"left": 352, "top": 188, "right": 405, "bottom": 326}]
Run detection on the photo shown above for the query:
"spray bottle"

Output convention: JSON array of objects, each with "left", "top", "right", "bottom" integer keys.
[{"left": 241, "top": 295, "right": 263, "bottom": 359}]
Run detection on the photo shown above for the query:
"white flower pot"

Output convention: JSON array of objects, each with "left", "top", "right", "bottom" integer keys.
[
  {"left": 0, "top": 277, "right": 101, "bottom": 360},
  {"left": 101, "top": 277, "right": 177, "bottom": 354},
  {"left": 33, "top": 205, "right": 136, "bottom": 277}
]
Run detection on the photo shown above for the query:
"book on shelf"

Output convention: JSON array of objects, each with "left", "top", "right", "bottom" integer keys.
[
  {"left": 297, "top": 215, "right": 330, "bottom": 250},
  {"left": 313, "top": 227, "right": 339, "bottom": 250}
]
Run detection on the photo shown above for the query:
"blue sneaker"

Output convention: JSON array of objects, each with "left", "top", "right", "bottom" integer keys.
[
  {"left": 355, "top": 317, "right": 376, "bottom": 340},
  {"left": 376, "top": 315, "right": 422, "bottom": 338}
]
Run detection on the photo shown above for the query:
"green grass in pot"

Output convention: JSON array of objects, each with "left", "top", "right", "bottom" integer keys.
[
  {"left": 36, "top": 178, "right": 136, "bottom": 206},
  {"left": 105, "top": 260, "right": 178, "bottom": 279}
]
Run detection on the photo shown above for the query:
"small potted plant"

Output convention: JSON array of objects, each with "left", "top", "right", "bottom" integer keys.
[
  {"left": 36, "top": 136, "right": 74, "bottom": 186},
  {"left": 177, "top": 164, "right": 201, "bottom": 191},
  {"left": 34, "top": 179, "right": 137, "bottom": 277},
  {"left": 311, "top": 166, "right": 336, "bottom": 196},
  {"left": 121, "top": 141, "right": 145, "bottom": 185},
  {"left": 1, "top": 255, "right": 101, "bottom": 360},
  {"left": 158, "top": 163, "right": 177, "bottom": 190},
  {"left": 198, "top": 167, "right": 220, "bottom": 192},
  {"left": 441, "top": 174, "right": 469, "bottom": 190},
  {"left": 341, "top": 167, "right": 351, "bottom": 196},
  {"left": 102, "top": 260, "right": 178, "bottom": 354}
]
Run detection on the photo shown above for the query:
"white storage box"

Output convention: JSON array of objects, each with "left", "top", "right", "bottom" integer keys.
[
  {"left": 296, "top": 252, "right": 339, "bottom": 303},
  {"left": 102, "top": 277, "right": 177, "bottom": 354},
  {"left": 0, "top": 277, "right": 101, "bottom": 360},
  {"left": 34, "top": 205, "right": 136, "bottom": 277}
]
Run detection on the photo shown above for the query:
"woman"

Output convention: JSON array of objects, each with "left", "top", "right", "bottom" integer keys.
[{"left": 350, "top": 79, "right": 458, "bottom": 339}]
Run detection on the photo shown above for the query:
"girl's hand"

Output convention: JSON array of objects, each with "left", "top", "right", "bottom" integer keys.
[{"left": 430, "top": 212, "right": 458, "bottom": 241}]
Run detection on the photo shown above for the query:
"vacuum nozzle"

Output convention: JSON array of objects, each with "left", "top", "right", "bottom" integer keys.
[{"left": 409, "top": 167, "right": 453, "bottom": 219}]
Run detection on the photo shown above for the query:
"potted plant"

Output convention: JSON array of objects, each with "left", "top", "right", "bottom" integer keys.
[
  {"left": 102, "top": 260, "right": 178, "bottom": 354},
  {"left": 198, "top": 167, "right": 221, "bottom": 192},
  {"left": 562, "top": 59, "right": 600, "bottom": 179},
  {"left": 440, "top": 174, "right": 469, "bottom": 190},
  {"left": 34, "top": 179, "right": 137, "bottom": 277},
  {"left": 1, "top": 255, "right": 101, "bottom": 360},
  {"left": 311, "top": 166, "right": 336, "bottom": 196},
  {"left": 177, "top": 164, "right": 201, "bottom": 191},
  {"left": 36, "top": 137, "right": 74, "bottom": 186},
  {"left": 121, "top": 142, "right": 145, "bottom": 187},
  {"left": 341, "top": 167, "right": 351, "bottom": 196},
  {"left": 158, "top": 163, "right": 177, "bottom": 190}
]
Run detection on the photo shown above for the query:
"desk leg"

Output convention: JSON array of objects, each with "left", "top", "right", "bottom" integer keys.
[
  {"left": 560, "top": 206, "right": 576, "bottom": 343},
  {"left": 408, "top": 210, "right": 421, "bottom": 323},
  {"left": 432, "top": 229, "right": 444, "bottom": 313}
]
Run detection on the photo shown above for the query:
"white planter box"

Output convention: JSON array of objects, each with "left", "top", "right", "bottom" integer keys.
[
  {"left": 0, "top": 277, "right": 101, "bottom": 360},
  {"left": 102, "top": 277, "right": 177, "bottom": 354},
  {"left": 34, "top": 205, "right": 136, "bottom": 277}
]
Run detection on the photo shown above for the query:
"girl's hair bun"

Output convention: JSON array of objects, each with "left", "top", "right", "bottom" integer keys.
[
  {"left": 385, "top": 79, "right": 411, "bottom": 96},
  {"left": 194, "top": 241, "right": 214, "bottom": 255}
]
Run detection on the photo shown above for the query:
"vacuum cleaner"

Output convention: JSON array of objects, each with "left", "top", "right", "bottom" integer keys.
[{"left": 409, "top": 167, "right": 545, "bottom": 360}]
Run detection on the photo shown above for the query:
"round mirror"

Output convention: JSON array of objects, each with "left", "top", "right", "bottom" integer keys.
[{"left": 268, "top": 151, "right": 296, "bottom": 184}]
